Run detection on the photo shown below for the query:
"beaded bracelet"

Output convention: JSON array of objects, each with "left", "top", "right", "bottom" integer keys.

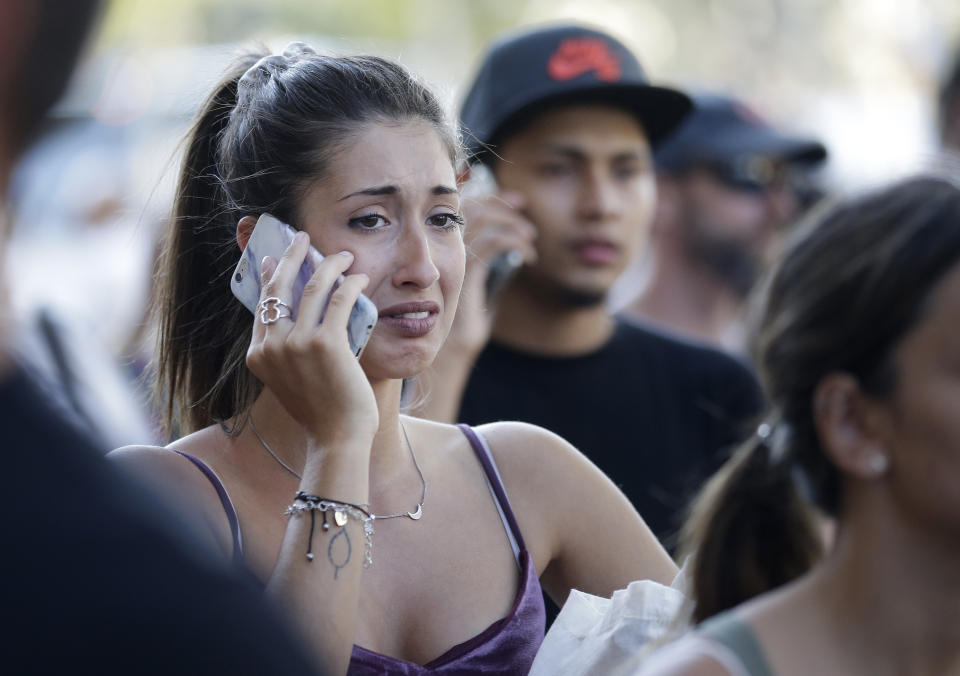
[{"left": 285, "top": 492, "right": 374, "bottom": 568}]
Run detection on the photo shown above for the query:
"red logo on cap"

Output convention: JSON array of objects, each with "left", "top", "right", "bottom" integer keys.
[{"left": 547, "top": 38, "right": 621, "bottom": 82}]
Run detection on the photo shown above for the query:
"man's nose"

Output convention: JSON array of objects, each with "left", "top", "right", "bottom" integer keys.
[{"left": 577, "top": 167, "right": 620, "bottom": 221}]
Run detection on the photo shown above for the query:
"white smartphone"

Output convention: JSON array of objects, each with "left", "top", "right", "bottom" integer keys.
[{"left": 230, "top": 213, "right": 378, "bottom": 358}]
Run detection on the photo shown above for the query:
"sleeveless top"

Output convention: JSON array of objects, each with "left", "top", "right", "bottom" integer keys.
[
  {"left": 693, "top": 611, "right": 776, "bottom": 676},
  {"left": 174, "top": 423, "right": 546, "bottom": 675}
]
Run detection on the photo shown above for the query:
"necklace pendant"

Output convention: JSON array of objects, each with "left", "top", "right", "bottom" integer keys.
[{"left": 407, "top": 503, "right": 423, "bottom": 520}]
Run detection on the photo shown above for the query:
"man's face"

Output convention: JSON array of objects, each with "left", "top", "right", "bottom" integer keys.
[
  {"left": 494, "top": 104, "right": 655, "bottom": 307},
  {"left": 672, "top": 163, "right": 799, "bottom": 297}
]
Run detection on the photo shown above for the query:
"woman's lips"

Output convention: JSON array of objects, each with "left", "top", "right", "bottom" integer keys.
[
  {"left": 570, "top": 239, "right": 620, "bottom": 265},
  {"left": 377, "top": 301, "right": 440, "bottom": 337}
]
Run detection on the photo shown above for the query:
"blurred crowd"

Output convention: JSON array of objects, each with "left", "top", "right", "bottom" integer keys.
[{"left": 3, "top": 1, "right": 960, "bottom": 675}]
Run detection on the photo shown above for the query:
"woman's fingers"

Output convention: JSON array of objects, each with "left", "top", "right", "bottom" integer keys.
[
  {"left": 249, "top": 254, "right": 279, "bottom": 344},
  {"left": 262, "top": 230, "right": 311, "bottom": 305},
  {"left": 289, "top": 251, "right": 357, "bottom": 340},
  {"left": 317, "top": 273, "right": 370, "bottom": 338}
]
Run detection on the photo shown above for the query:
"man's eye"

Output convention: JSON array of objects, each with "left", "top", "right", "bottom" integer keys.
[
  {"left": 349, "top": 214, "right": 388, "bottom": 229},
  {"left": 540, "top": 163, "right": 574, "bottom": 177},
  {"left": 428, "top": 213, "right": 465, "bottom": 229}
]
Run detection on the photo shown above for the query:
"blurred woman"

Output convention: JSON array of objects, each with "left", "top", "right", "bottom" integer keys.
[
  {"left": 640, "top": 174, "right": 960, "bottom": 675},
  {"left": 111, "top": 43, "right": 675, "bottom": 675}
]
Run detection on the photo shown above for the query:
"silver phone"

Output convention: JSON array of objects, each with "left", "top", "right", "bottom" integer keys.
[{"left": 230, "top": 213, "right": 378, "bottom": 358}]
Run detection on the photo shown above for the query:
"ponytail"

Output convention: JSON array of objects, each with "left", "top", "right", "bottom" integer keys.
[
  {"left": 153, "top": 52, "right": 264, "bottom": 436},
  {"left": 679, "top": 424, "right": 823, "bottom": 624}
]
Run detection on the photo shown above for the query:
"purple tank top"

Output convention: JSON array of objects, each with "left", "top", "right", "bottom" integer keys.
[{"left": 176, "top": 424, "right": 546, "bottom": 674}]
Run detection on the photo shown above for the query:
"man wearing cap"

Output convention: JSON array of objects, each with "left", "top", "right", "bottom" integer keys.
[
  {"left": 418, "top": 25, "right": 762, "bottom": 564},
  {"left": 623, "top": 93, "right": 827, "bottom": 349}
]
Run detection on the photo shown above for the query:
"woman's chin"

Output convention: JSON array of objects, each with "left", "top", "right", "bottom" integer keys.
[{"left": 359, "top": 343, "right": 437, "bottom": 382}]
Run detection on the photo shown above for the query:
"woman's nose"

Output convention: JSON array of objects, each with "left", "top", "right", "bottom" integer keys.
[{"left": 391, "top": 224, "right": 440, "bottom": 288}]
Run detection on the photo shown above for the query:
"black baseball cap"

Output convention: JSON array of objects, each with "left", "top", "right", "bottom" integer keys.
[
  {"left": 460, "top": 23, "right": 692, "bottom": 163},
  {"left": 655, "top": 93, "right": 828, "bottom": 175}
]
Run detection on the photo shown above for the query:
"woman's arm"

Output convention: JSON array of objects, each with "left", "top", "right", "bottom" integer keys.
[
  {"left": 109, "top": 445, "right": 240, "bottom": 559},
  {"left": 241, "top": 239, "right": 378, "bottom": 675},
  {"left": 477, "top": 421, "right": 677, "bottom": 606}
]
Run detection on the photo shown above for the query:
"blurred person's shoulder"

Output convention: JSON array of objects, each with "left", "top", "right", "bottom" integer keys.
[
  {"left": 613, "top": 315, "right": 762, "bottom": 397},
  {"left": 0, "top": 365, "right": 317, "bottom": 674}
]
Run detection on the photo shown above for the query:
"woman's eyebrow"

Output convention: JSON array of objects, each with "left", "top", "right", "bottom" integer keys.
[
  {"left": 338, "top": 185, "right": 398, "bottom": 201},
  {"left": 338, "top": 184, "right": 458, "bottom": 201}
]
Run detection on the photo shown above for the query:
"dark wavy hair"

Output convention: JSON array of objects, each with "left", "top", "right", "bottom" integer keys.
[{"left": 153, "top": 44, "right": 460, "bottom": 435}]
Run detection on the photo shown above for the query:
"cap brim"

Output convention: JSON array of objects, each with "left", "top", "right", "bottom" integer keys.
[
  {"left": 716, "top": 126, "right": 827, "bottom": 165},
  {"left": 657, "top": 123, "right": 827, "bottom": 170},
  {"left": 464, "top": 83, "right": 692, "bottom": 162}
]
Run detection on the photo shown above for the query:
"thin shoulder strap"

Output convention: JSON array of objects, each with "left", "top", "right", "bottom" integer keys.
[
  {"left": 698, "top": 612, "right": 776, "bottom": 676},
  {"left": 456, "top": 424, "right": 524, "bottom": 563},
  {"left": 173, "top": 449, "right": 244, "bottom": 562}
]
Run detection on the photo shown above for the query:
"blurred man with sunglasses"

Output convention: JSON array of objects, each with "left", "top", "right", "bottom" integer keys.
[{"left": 624, "top": 93, "right": 827, "bottom": 350}]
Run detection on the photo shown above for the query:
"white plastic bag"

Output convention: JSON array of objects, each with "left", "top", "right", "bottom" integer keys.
[{"left": 529, "top": 565, "right": 692, "bottom": 676}]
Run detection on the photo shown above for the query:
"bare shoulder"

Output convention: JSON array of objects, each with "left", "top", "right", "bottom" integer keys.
[
  {"left": 109, "top": 444, "right": 196, "bottom": 478},
  {"left": 636, "top": 636, "right": 738, "bottom": 676},
  {"left": 472, "top": 420, "right": 580, "bottom": 465},
  {"left": 109, "top": 425, "right": 227, "bottom": 484},
  {"left": 108, "top": 437, "right": 234, "bottom": 558},
  {"left": 471, "top": 420, "right": 608, "bottom": 489}
]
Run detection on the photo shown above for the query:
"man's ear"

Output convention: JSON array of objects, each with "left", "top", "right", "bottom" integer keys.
[
  {"left": 813, "top": 373, "right": 890, "bottom": 479},
  {"left": 236, "top": 216, "right": 257, "bottom": 251}
]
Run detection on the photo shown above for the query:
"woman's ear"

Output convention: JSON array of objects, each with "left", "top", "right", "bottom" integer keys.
[
  {"left": 236, "top": 216, "right": 257, "bottom": 251},
  {"left": 456, "top": 163, "right": 472, "bottom": 187},
  {"left": 813, "top": 373, "right": 890, "bottom": 479}
]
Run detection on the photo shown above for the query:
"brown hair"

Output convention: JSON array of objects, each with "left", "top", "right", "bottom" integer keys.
[
  {"left": 681, "top": 174, "right": 960, "bottom": 623},
  {"left": 153, "top": 44, "right": 459, "bottom": 435}
]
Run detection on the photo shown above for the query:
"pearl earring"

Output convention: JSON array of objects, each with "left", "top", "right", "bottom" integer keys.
[{"left": 866, "top": 453, "right": 889, "bottom": 475}]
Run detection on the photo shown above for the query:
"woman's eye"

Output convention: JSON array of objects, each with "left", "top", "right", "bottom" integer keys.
[
  {"left": 349, "top": 214, "right": 388, "bottom": 230},
  {"left": 428, "top": 213, "right": 465, "bottom": 229}
]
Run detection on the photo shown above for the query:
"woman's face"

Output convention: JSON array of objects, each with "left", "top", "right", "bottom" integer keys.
[
  {"left": 295, "top": 121, "right": 465, "bottom": 381},
  {"left": 877, "top": 258, "right": 960, "bottom": 537}
]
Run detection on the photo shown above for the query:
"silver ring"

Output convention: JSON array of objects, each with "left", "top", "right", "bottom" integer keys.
[{"left": 258, "top": 296, "right": 293, "bottom": 324}]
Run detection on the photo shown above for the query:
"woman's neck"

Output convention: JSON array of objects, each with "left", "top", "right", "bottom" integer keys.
[
  {"left": 804, "top": 503, "right": 960, "bottom": 675},
  {"left": 248, "top": 377, "right": 408, "bottom": 480}
]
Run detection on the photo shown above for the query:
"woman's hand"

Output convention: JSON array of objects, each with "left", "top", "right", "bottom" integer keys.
[{"left": 245, "top": 231, "right": 379, "bottom": 448}]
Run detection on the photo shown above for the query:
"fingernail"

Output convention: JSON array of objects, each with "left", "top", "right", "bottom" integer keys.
[
  {"left": 260, "top": 256, "right": 271, "bottom": 273},
  {"left": 339, "top": 250, "right": 354, "bottom": 258},
  {"left": 294, "top": 231, "right": 308, "bottom": 244}
]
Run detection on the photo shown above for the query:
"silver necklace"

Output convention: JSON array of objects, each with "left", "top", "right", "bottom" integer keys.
[{"left": 248, "top": 415, "right": 426, "bottom": 521}]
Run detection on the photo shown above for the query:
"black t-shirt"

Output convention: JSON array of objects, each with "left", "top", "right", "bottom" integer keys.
[
  {"left": 1, "top": 365, "right": 317, "bottom": 674},
  {"left": 459, "top": 317, "right": 764, "bottom": 550}
]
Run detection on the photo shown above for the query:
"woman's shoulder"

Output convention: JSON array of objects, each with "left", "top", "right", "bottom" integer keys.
[
  {"left": 108, "top": 427, "right": 236, "bottom": 557},
  {"left": 634, "top": 633, "right": 743, "bottom": 675},
  {"left": 109, "top": 425, "right": 225, "bottom": 479},
  {"left": 469, "top": 420, "right": 609, "bottom": 486}
]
